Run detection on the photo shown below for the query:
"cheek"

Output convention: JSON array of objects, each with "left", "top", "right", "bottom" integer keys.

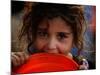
[
  {"left": 58, "top": 40, "right": 73, "bottom": 53},
  {"left": 34, "top": 39, "right": 46, "bottom": 50}
]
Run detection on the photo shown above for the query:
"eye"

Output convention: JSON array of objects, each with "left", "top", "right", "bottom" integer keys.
[
  {"left": 57, "top": 32, "right": 68, "bottom": 41},
  {"left": 37, "top": 31, "right": 48, "bottom": 38}
]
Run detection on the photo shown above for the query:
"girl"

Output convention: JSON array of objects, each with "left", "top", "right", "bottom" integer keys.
[{"left": 11, "top": 2, "right": 88, "bottom": 70}]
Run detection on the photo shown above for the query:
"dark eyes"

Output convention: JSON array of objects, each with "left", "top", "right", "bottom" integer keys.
[
  {"left": 37, "top": 31, "right": 69, "bottom": 40},
  {"left": 57, "top": 32, "right": 68, "bottom": 40},
  {"left": 37, "top": 31, "right": 48, "bottom": 38}
]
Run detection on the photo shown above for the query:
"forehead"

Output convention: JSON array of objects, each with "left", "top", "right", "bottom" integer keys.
[{"left": 38, "top": 17, "right": 72, "bottom": 32}]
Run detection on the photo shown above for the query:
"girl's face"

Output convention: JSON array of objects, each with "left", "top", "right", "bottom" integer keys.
[{"left": 34, "top": 17, "right": 74, "bottom": 55}]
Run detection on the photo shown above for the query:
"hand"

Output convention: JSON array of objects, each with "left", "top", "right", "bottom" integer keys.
[
  {"left": 79, "top": 59, "right": 89, "bottom": 70},
  {"left": 11, "top": 52, "right": 29, "bottom": 67}
]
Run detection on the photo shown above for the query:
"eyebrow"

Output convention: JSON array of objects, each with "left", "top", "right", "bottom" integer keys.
[
  {"left": 37, "top": 28, "right": 72, "bottom": 35},
  {"left": 37, "top": 28, "right": 48, "bottom": 31},
  {"left": 57, "top": 32, "right": 72, "bottom": 35}
]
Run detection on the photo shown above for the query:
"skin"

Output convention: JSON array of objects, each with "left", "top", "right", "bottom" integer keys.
[
  {"left": 11, "top": 52, "right": 29, "bottom": 67},
  {"left": 34, "top": 17, "right": 74, "bottom": 58}
]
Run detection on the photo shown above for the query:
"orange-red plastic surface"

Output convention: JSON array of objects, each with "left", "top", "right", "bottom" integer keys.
[{"left": 13, "top": 53, "right": 79, "bottom": 74}]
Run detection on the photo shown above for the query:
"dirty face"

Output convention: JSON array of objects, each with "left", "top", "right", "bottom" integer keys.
[{"left": 34, "top": 17, "right": 74, "bottom": 55}]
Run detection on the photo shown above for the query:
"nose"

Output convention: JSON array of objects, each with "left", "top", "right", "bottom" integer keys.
[{"left": 46, "top": 37, "right": 57, "bottom": 51}]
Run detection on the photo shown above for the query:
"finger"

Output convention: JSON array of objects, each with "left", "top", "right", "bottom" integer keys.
[
  {"left": 11, "top": 53, "right": 21, "bottom": 67},
  {"left": 11, "top": 55, "right": 17, "bottom": 66},
  {"left": 24, "top": 52, "right": 30, "bottom": 61}
]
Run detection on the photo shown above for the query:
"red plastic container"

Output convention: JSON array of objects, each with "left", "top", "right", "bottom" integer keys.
[{"left": 13, "top": 53, "right": 79, "bottom": 74}]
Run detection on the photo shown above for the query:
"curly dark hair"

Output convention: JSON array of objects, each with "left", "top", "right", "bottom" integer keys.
[{"left": 19, "top": 2, "right": 87, "bottom": 54}]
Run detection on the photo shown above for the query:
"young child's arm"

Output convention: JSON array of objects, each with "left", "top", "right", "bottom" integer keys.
[{"left": 11, "top": 52, "right": 29, "bottom": 67}]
